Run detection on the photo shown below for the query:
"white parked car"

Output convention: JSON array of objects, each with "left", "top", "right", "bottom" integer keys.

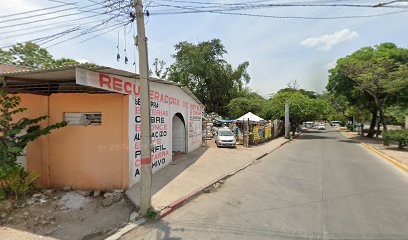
[
  {"left": 331, "top": 121, "right": 341, "bottom": 127},
  {"left": 215, "top": 128, "right": 236, "bottom": 147},
  {"left": 318, "top": 123, "right": 326, "bottom": 130}
]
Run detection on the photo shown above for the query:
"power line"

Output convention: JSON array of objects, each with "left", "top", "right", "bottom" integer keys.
[
  {"left": 79, "top": 21, "right": 132, "bottom": 43},
  {"left": 0, "top": 19, "right": 126, "bottom": 49},
  {"left": 2, "top": 0, "right": 406, "bottom": 50},
  {"left": 0, "top": 18, "right": 111, "bottom": 42},
  {"left": 0, "top": 3, "right": 124, "bottom": 30},
  {"left": 0, "top": 4, "right": 99, "bottom": 24},
  {"left": 150, "top": 1, "right": 408, "bottom": 12},
  {"left": 150, "top": 2, "right": 408, "bottom": 19},
  {"left": 0, "top": 3, "right": 73, "bottom": 19},
  {"left": 45, "top": 21, "right": 130, "bottom": 48}
]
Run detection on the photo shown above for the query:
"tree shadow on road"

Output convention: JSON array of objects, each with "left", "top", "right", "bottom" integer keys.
[
  {"left": 122, "top": 220, "right": 183, "bottom": 240},
  {"left": 338, "top": 139, "right": 358, "bottom": 144},
  {"left": 297, "top": 134, "right": 337, "bottom": 140},
  {"left": 126, "top": 146, "right": 210, "bottom": 209}
]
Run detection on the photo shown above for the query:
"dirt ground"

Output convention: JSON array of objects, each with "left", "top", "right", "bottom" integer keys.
[{"left": 0, "top": 189, "right": 136, "bottom": 240}]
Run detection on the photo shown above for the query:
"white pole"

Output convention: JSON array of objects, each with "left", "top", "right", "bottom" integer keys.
[{"left": 285, "top": 100, "right": 290, "bottom": 139}]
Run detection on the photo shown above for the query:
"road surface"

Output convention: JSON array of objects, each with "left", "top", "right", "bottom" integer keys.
[{"left": 122, "top": 128, "right": 408, "bottom": 240}]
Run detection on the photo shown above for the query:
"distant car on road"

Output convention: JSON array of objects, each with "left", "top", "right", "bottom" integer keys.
[
  {"left": 331, "top": 121, "right": 341, "bottom": 127},
  {"left": 318, "top": 123, "right": 326, "bottom": 130},
  {"left": 215, "top": 128, "right": 236, "bottom": 148},
  {"left": 304, "top": 121, "right": 315, "bottom": 128}
]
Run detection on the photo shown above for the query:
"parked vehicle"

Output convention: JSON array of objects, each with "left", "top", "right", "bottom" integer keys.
[
  {"left": 331, "top": 121, "right": 341, "bottom": 127},
  {"left": 304, "top": 121, "right": 315, "bottom": 128},
  {"left": 215, "top": 128, "right": 236, "bottom": 147},
  {"left": 318, "top": 123, "right": 326, "bottom": 130}
]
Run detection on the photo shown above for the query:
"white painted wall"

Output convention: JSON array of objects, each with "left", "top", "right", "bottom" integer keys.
[
  {"left": 128, "top": 82, "right": 203, "bottom": 186},
  {"left": 75, "top": 68, "right": 203, "bottom": 187}
]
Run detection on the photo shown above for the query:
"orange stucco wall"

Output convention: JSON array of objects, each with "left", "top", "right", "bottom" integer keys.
[
  {"left": 17, "top": 93, "right": 129, "bottom": 191},
  {"left": 15, "top": 94, "right": 49, "bottom": 186}
]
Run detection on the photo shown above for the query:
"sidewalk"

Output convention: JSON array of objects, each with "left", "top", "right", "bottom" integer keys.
[
  {"left": 126, "top": 137, "right": 290, "bottom": 212},
  {"left": 340, "top": 128, "right": 408, "bottom": 167}
]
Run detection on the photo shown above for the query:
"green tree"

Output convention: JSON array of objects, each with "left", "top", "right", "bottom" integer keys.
[
  {"left": 386, "top": 105, "right": 408, "bottom": 126},
  {"left": 0, "top": 91, "right": 67, "bottom": 198},
  {"left": 149, "top": 58, "right": 168, "bottom": 79},
  {"left": 53, "top": 58, "right": 80, "bottom": 67},
  {"left": 0, "top": 42, "right": 79, "bottom": 68},
  {"left": 0, "top": 49, "right": 12, "bottom": 64},
  {"left": 277, "top": 87, "right": 318, "bottom": 99},
  {"left": 383, "top": 129, "right": 408, "bottom": 149},
  {"left": 0, "top": 91, "right": 67, "bottom": 163},
  {"left": 167, "top": 39, "right": 250, "bottom": 115},
  {"left": 227, "top": 97, "right": 265, "bottom": 119},
  {"left": 327, "top": 43, "right": 408, "bottom": 136},
  {"left": 263, "top": 91, "right": 333, "bottom": 134}
]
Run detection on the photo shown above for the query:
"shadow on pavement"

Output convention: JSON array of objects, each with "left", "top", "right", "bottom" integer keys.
[
  {"left": 126, "top": 146, "right": 209, "bottom": 208},
  {"left": 338, "top": 139, "right": 358, "bottom": 144},
  {"left": 297, "top": 134, "right": 337, "bottom": 140},
  {"left": 121, "top": 220, "right": 182, "bottom": 240},
  {"left": 152, "top": 146, "right": 210, "bottom": 193},
  {"left": 302, "top": 129, "right": 338, "bottom": 134}
]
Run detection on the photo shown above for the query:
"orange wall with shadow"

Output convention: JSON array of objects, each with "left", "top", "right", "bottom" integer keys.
[{"left": 16, "top": 93, "right": 129, "bottom": 191}]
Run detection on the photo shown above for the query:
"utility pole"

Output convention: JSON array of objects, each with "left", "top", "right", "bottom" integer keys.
[
  {"left": 352, "top": 115, "right": 355, "bottom": 132},
  {"left": 243, "top": 118, "right": 249, "bottom": 147},
  {"left": 285, "top": 100, "right": 290, "bottom": 139},
  {"left": 134, "top": 0, "right": 152, "bottom": 216}
]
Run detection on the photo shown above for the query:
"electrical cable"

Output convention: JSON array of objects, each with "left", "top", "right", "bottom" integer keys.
[
  {"left": 78, "top": 22, "right": 130, "bottom": 43},
  {"left": 0, "top": 17, "right": 109, "bottom": 37},
  {"left": 0, "top": 3, "right": 124, "bottom": 30},
  {"left": 0, "top": 3, "right": 73, "bottom": 19},
  {"left": 44, "top": 20, "right": 128, "bottom": 48},
  {"left": 150, "top": 1, "right": 408, "bottom": 19}
]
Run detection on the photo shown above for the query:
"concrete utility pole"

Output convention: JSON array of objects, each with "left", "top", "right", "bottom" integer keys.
[
  {"left": 243, "top": 118, "right": 249, "bottom": 147},
  {"left": 134, "top": 0, "right": 152, "bottom": 216},
  {"left": 285, "top": 100, "right": 290, "bottom": 139},
  {"left": 273, "top": 119, "right": 278, "bottom": 138},
  {"left": 405, "top": 116, "right": 408, "bottom": 129}
]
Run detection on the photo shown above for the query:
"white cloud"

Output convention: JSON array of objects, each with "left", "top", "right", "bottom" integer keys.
[{"left": 301, "top": 28, "right": 359, "bottom": 51}]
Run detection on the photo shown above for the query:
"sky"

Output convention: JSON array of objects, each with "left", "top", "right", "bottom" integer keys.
[{"left": 1, "top": 0, "right": 407, "bottom": 97}]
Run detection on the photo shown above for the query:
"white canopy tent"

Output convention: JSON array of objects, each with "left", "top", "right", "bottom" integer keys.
[{"left": 236, "top": 112, "right": 264, "bottom": 122}]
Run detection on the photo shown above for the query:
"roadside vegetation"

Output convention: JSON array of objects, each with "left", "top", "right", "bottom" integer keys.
[
  {"left": 153, "top": 40, "right": 407, "bottom": 148},
  {"left": 0, "top": 42, "right": 80, "bottom": 68},
  {"left": 327, "top": 43, "right": 408, "bottom": 138},
  {"left": 2, "top": 41, "right": 406, "bottom": 152},
  {"left": 0, "top": 91, "right": 66, "bottom": 200}
]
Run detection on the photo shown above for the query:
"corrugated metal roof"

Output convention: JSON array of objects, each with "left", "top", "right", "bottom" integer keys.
[
  {"left": 0, "top": 63, "right": 33, "bottom": 73},
  {"left": 0, "top": 64, "right": 204, "bottom": 108}
]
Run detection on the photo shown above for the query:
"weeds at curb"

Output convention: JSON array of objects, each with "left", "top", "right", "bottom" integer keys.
[{"left": 146, "top": 208, "right": 158, "bottom": 220}]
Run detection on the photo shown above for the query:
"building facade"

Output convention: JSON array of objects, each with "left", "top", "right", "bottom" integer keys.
[{"left": 0, "top": 65, "right": 204, "bottom": 190}]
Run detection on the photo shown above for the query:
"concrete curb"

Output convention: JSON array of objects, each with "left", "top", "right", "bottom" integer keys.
[
  {"left": 158, "top": 135, "right": 299, "bottom": 219},
  {"left": 105, "top": 134, "right": 301, "bottom": 239},
  {"left": 104, "top": 218, "right": 146, "bottom": 240},
  {"left": 339, "top": 130, "right": 408, "bottom": 174}
]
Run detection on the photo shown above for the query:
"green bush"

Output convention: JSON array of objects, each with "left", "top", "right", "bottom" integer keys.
[
  {"left": 0, "top": 163, "right": 40, "bottom": 200},
  {"left": 146, "top": 208, "right": 158, "bottom": 219},
  {"left": 382, "top": 129, "right": 408, "bottom": 149},
  {"left": 0, "top": 91, "right": 66, "bottom": 200}
]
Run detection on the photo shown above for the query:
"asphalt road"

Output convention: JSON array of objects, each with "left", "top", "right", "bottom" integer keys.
[{"left": 122, "top": 128, "right": 408, "bottom": 240}]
